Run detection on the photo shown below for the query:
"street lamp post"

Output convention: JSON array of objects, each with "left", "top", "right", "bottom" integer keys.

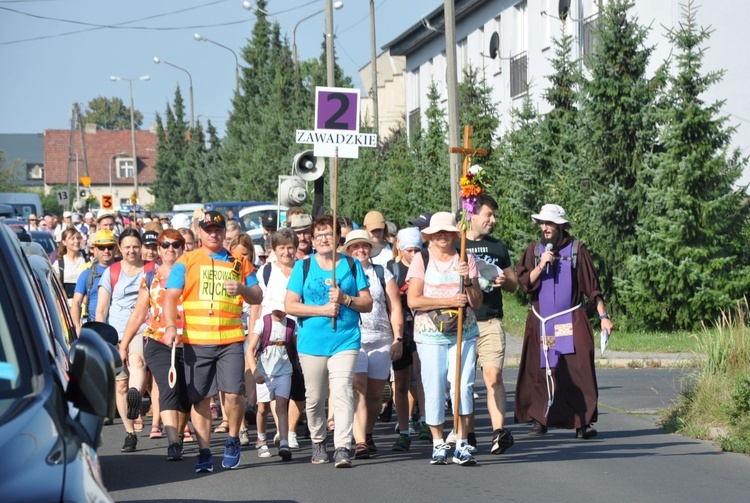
[
  {"left": 110, "top": 75, "right": 149, "bottom": 204},
  {"left": 153, "top": 57, "right": 195, "bottom": 129},
  {"left": 194, "top": 33, "right": 240, "bottom": 93}
]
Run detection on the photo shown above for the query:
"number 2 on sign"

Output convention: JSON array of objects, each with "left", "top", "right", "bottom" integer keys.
[{"left": 324, "top": 93, "right": 350, "bottom": 130}]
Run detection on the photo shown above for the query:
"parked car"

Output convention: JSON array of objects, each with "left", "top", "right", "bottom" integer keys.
[
  {"left": 30, "top": 230, "right": 56, "bottom": 258},
  {"left": 204, "top": 201, "right": 272, "bottom": 219},
  {"left": 238, "top": 204, "right": 288, "bottom": 242},
  {"left": 0, "top": 222, "right": 117, "bottom": 502}
]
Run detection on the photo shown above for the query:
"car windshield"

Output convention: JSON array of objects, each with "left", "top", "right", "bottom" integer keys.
[{"left": 0, "top": 271, "right": 33, "bottom": 408}]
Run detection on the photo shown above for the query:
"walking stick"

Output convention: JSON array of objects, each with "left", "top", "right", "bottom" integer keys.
[{"left": 331, "top": 147, "right": 339, "bottom": 330}]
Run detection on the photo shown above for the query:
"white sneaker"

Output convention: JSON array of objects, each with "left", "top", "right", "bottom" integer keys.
[{"left": 288, "top": 432, "right": 299, "bottom": 449}]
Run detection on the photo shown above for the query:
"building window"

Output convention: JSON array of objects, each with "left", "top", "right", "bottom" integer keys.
[
  {"left": 583, "top": 13, "right": 599, "bottom": 61},
  {"left": 26, "top": 163, "right": 44, "bottom": 180},
  {"left": 408, "top": 108, "right": 421, "bottom": 138},
  {"left": 510, "top": 51, "right": 528, "bottom": 98},
  {"left": 541, "top": 0, "right": 551, "bottom": 50},
  {"left": 457, "top": 37, "right": 468, "bottom": 79},
  {"left": 117, "top": 158, "right": 134, "bottom": 179}
]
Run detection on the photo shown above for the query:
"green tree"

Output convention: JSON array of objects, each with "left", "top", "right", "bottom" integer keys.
[
  {"left": 412, "top": 81, "right": 450, "bottom": 213},
  {"left": 618, "top": 1, "right": 750, "bottom": 329},
  {"left": 0, "top": 151, "right": 21, "bottom": 192},
  {"left": 576, "top": 0, "right": 660, "bottom": 313},
  {"left": 81, "top": 96, "right": 143, "bottom": 130},
  {"left": 148, "top": 86, "right": 190, "bottom": 211}
]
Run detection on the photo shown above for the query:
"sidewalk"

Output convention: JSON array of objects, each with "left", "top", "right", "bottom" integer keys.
[{"left": 503, "top": 331, "right": 700, "bottom": 369}]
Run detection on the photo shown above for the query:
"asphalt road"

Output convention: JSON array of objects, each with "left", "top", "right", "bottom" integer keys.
[{"left": 100, "top": 369, "right": 750, "bottom": 502}]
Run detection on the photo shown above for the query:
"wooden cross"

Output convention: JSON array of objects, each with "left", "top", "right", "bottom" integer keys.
[{"left": 447, "top": 125, "right": 486, "bottom": 432}]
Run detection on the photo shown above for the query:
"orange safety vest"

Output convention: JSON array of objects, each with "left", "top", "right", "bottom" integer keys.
[{"left": 180, "top": 249, "right": 253, "bottom": 345}]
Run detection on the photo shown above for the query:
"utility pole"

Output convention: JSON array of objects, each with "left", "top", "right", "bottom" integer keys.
[
  {"left": 444, "top": 0, "right": 460, "bottom": 213},
  {"left": 369, "top": 0, "right": 379, "bottom": 135},
  {"left": 66, "top": 103, "right": 77, "bottom": 211}
]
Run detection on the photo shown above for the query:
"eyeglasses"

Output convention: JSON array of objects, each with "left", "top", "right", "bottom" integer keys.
[
  {"left": 95, "top": 245, "right": 115, "bottom": 251},
  {"left": 160, "top": 241, "right": 183, "bottom": 249},
  {"left": 29, "top": 219, "right": 37, "bottom": 222},
  {"left": 313, "top": 233, "right": 334, "bottom": 241},
  {"left": 160, "top": 218, "right": 170, "bottom": 222}
]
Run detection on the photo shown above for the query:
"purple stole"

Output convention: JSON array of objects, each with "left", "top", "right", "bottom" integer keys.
[{"left": 537, "top": 241, "right": 576, "bottom": 368}]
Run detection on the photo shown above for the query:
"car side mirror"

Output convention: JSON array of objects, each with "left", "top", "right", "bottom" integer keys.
[{"left": 68, "top": 328, "right": 117, "bottom": 419}]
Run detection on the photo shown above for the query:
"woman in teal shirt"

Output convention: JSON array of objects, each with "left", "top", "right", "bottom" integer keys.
[{"left": 285, "top": 215, "right": 372, "bottom": 468}]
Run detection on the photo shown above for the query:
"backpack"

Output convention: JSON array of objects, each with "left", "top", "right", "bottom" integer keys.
[
  {"left": 298, "top": 255, "right": 359, "bottom": 326},
  {"left": 260, "top": 314, "right": 299, "bottom": 370},
  {"left": 261, "top": 262, "right": 272, "bottom": 287},
  {"left": 534, "top": 240, "right": 580, "bottom": 270},
  {"left": 108, "top": 260, "right": 157, "bottom": 292}
]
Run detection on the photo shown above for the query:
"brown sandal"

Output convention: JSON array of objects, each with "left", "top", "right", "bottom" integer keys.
[{"left": 214, "top": 420, "right": 229, "bottom": 433}]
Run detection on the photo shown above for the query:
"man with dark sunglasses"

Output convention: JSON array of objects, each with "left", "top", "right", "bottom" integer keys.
[{"left": 70, "top": 229, "right": 120, "bottom": 333}]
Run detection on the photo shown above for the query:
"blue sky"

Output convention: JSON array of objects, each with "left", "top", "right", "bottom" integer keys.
[{"left": 0, "top": 0, "right": 434, "bottom": 135}]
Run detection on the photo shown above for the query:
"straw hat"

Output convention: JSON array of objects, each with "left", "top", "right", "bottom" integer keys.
[
  {"left": 340, "top": 229, "right": 382, "bottom": 258},
  {"left": 421, "top": 212, "right": 460, "bottom": 241}
]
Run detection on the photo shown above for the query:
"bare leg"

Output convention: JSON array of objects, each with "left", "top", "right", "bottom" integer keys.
[
  {"left": 115, "top": 379, "right": 134, "bottom": 433},
  {"left": 223, "top": 392, "right": 245, "bottom": 437},
  {"left": 365, "top": 378, "right": 388, "bottom": 435},
  {"left": 191, "top": 398, "right": 212, "bottom": 450},
  {"left": 352, "top": 373, "right": 368, "bottom": 444},
  {"left": 275, "top": 397, "right": 290, "bottom": 442},
  {"left": 393, "top": 368, "right": 411, "bottom": 433}
]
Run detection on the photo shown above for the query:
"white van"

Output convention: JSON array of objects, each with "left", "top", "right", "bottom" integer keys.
[
  {"left": 0, "top": 192, "right": 43, "bottom": 218},
  {"left": 172, "top": 203, "right": 204, "bottom": 213}
]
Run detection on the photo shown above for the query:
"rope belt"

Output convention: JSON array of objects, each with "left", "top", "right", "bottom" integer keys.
[{"left": 531, "top": 303, "right": 582, "bottom": 417}]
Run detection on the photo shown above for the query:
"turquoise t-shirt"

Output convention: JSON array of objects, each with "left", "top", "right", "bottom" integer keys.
[{"left": 287, "top": 255, "right": 369, "bottom": 357}]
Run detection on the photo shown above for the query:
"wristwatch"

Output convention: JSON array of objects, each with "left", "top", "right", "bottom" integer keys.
[
  {"left": 599, "top": 313, "right": 610, "bottom": 320},
  {"left": 395, "top": 337, "right": 404, "bottom": 342}
]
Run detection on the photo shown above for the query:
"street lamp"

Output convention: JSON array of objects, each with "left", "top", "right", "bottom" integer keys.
[
  {"left": 110, "top": 75, "right": 149, "bottom": 204},
  {"left": 153, "top": 57, "right": 195, "bottom": 129},
  {"left": 242, "top": 1, "right": 343, "bottom": 67},
  {"left": 194, "top": 33, "right": 240, "bottom": 93}
]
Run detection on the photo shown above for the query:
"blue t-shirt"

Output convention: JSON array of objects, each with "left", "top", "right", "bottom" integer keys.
[
  {"left": 166, "top": 249, "right": 259, "bottom": 290},
  {"left": 74, "top": 263, "right": 108, "bottom": 318},
  {"left": 287, "top": 255, "right": 369, "bottom": 357}
]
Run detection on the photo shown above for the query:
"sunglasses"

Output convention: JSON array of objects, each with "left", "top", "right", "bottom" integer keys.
[
  {"left": 29, "top": 219, "right": 38, "bottom": 222},
  {"left": 95, "top": 245, "right": 115, "bottom": 251},
  {"left": 160, "top": 241, "right": 183, "bottom": 249}
]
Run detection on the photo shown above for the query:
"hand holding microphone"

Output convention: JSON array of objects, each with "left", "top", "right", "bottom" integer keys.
[{"left": 545, "top": 243, "right": 554, "bottom": 274}]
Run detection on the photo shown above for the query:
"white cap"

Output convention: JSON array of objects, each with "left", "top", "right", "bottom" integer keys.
[{"left": 63, "top": 211, "right": 72, "bottom": 218}]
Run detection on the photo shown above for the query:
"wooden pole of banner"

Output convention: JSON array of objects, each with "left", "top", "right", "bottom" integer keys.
[
  {"left": 331, "top": 147, "right": 339, "bottom": 329},
  {"left": 448, "top": 126, "right": 486, "bottom": 434}
]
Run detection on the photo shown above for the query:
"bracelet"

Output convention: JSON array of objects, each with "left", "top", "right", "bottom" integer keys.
[
  {"left": 537, "top": 264, "right": 543, "bottom": 272},
  {"left": 395, "top": 337, "right": 404, "bottom": 342},
  {"left": 165, "top": 324, "right": 176, "bottom": 330},
  {"left": 345, "top": 295, "right": 353, "bottom": 308},
  {"left": 599, "top": 313, "right": 609, "bottom": 320}
]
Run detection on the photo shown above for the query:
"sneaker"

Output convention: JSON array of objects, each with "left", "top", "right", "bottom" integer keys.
[
  {"left": 257, "top": 441, "right": 271, "bottom": 458},
  {"left": 121, "top": 432, "right": 138, "bottom": 453},
  {"left": 354, "top": 442, "right": 370, "bottom": 459},
  {"left": 465, "top": 443, "right": 478, "bottom": 454},
  {"left": 430, "top": 443, "right": 451, "bottom": 465},
  {"left": 126, "top": 388, "right": 142, "bottom": 420},
  {"left": 453, "top": 444, "right": 477, "bottom": 466},
  {"left": 210, "top": 403, "right": 219, "bottom": 420},
  {"left": 467, "top": 432, "right": 477, "bottom": 448},
  {"left": 311, "top": 441, "right": 329, "bottom": 464},
  {"left": 491, "top": 428, "right": 515, "bottom": 455},
  {"left": 167, "top": 442, "right": 183, "bottom": 461},
  {"left": 222, "top": 438, "right": 241, "bottom": 469},
  {"left": 239, "top": 429, "right": 251, "bottom": 447},
  {"left": 273, "top": 432, "right": 281, "bottom": 448},
  {"left": 391, "top": 434, "right": 411, "bottom": 452},
  {"left": 418, "top": 421, "right": 431, "bottom": 441},
  {"left": 529, "top": 420, "right": 548, "bottom": 437},
  {"left": 334, "top": 447, "right": 352, "bottom": 468},
  {"left": 575, "top": 425, "right": 598, "bottom": 439},
  {"left": 279, "top": 445, "right": 292, "bottom": 461},
  {"left": 288, "top": 432, "right": 299, "bottom": 449},
  {"left": 408, "top": 420, "right": 416, "bottom": 436},
  {"left": 446, "top": 428, "right": 458, "bottom": 445},
  {"left": 366, "top": 436, "right": 378, "bottom": 454},
  {"left": 195, "top": 448, "right": 214, "bottom": 473}
]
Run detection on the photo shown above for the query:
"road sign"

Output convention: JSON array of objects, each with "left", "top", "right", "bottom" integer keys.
[
  {"left": 56, "top": 189, "right": 69, "bottom": 206},
  {"left": 101, "top": 194, "right": 114, "bottom": 210},
  {"left": 301, "top": 86, "right": 376, "bottom": 159},
  {"left": 80, "top": 176, "right": 91, "bottom": 188}
]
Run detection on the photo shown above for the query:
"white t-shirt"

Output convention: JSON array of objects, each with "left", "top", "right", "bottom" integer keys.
[
  {"left": 359, "top": 264, "right": 394, "bottom": 344},
  {"left": 252, "top": 316, "right": 293, "bottom": 378},
  {"left": 258, "top": 262, "right": 295, "bottom": 319},
  {"left": 53, "top": 255, "right": 86, "bottom": 285},
  {"left": 370, "top": 244, "right": 394, "bottom": 267}
]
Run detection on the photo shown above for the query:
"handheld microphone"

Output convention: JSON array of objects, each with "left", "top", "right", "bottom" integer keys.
[{"left": 545, "top": 243, "right": 553, "bottom": 274}]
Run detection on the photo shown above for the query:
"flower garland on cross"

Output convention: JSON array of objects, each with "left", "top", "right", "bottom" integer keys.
[{"left": 459, "top": 164, "right": 490, "bottom": 231}]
